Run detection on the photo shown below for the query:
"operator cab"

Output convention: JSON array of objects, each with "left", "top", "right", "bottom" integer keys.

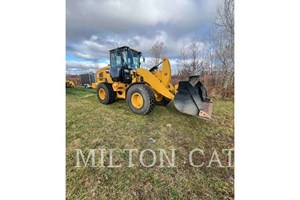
[{"left": 109, "top": 46, "right": 142, "bottom": 84}]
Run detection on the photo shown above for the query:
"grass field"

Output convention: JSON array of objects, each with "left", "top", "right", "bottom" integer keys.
[{"left": 66, "top": 87, "right": 234, "bottom": 199}]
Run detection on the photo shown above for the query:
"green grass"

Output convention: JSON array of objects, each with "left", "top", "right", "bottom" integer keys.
[{"left": 66, "top": 87, "right": 234, "bottom": 199}]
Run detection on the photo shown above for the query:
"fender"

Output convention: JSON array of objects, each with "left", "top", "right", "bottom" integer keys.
[{"left": 135, "top": 68, "right": 175, "bottom": 100}]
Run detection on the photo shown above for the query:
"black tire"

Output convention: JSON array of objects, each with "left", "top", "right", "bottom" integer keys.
[
  {"left": 155, "top": 96, "right": 171, "bottom": 106},
  {"left": 126, "top": 84, "right": 155, "bottom": 115},
  {"left": 97, "top": 83, "right": 115, "bottom": 104}
]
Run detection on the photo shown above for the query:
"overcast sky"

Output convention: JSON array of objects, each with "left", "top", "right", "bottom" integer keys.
[{"left": 66, "top": 0, "right": 219, "bottom": 74}]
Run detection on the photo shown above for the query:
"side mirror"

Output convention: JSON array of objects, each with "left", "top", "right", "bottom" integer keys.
[{"left": 143, "top": 57, "right": 145, "bottom": 63}]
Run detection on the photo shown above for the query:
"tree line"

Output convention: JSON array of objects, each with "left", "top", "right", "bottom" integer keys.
[{"left": 149, "top": 0, "right": 234, "bottom": 98}]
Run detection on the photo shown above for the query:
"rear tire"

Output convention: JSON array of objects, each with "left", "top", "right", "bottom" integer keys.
[
  {"left": 97, "top": 83, "right": 115, "bottom": 104},
  {"left": 127, "top": 84, "right": 155, "bottom": 115}
]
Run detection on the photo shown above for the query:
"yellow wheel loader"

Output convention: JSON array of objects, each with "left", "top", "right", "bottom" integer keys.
[
  {"left": 66, "top": 80, "right": 75, "bottom": 88},
  {"left": 94, "top": 46, "right": 212, "bottom": 119}
]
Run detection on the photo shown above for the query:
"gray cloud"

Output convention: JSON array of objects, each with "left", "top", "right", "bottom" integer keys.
[{"left": 66, "top": 0, "right": 218, "bottom": 73}]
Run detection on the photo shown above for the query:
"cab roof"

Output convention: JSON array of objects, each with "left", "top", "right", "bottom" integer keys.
[{"left": 109, "top": 46, "right": 141, "bottom": 54}]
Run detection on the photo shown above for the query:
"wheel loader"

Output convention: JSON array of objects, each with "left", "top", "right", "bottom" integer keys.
[
  {"left": 94, "top": 46, "right": 212, "bottom": 119},
  {"left": 66, "top": 80, "right": 75, "bottom": 88}
]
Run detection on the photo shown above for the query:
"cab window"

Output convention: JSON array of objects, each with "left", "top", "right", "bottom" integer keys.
[{"left": 110, "top": 51, "right": 122, "bottom": 68}]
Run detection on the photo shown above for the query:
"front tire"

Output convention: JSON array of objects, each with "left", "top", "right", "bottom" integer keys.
[
  {"left": 97, "top": 83, "right": 115, "bottom": 104},
  {"left": 126, "top": 84, "right": 155, "bottom": 115}
]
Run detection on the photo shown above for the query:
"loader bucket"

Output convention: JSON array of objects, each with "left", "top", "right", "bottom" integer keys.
[{"left": 174, "top": 76, "right": 213, "bottom": 120}]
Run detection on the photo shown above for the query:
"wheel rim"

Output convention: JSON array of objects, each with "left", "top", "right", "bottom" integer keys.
[
  {"left": 131, "top": 93, "right": 144, "bottom": 109},
  {"left": 99, "top": 88, "right": 106, "bottom": 100}
]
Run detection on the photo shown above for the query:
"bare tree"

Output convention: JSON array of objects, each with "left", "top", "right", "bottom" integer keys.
[
  {"left": 210, "top": 0, "right": 234, "bottom": 97},
  {"left": 214, "top": 0, "right": 234, "bottom": 64},
  {"left": 174, "top": 0, "right": 234, "bottom": 98},
  {"left": 177, "top": 38, "right": 204, "bottom": 80},
  {"left": 149, "top": 41, "right": 166, "bottom": 66},
  {"left": 92, "top": 58, "right": 99, "bottom": 72}
]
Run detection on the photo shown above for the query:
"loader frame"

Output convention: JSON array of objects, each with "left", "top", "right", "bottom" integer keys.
[{"left": 92, "top": 46, "right": 212, "bottom": 119}]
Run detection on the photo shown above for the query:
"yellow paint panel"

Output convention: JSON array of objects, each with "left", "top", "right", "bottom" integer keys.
[
  {"left": 96, "top": 66, "right": 113, "bottom": 84},
  {"left": 161, "top": 57, "right": 171, "bottom": 87},
  {"left": 136, "top": 68, "right": 174, "bottom": 100}
]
